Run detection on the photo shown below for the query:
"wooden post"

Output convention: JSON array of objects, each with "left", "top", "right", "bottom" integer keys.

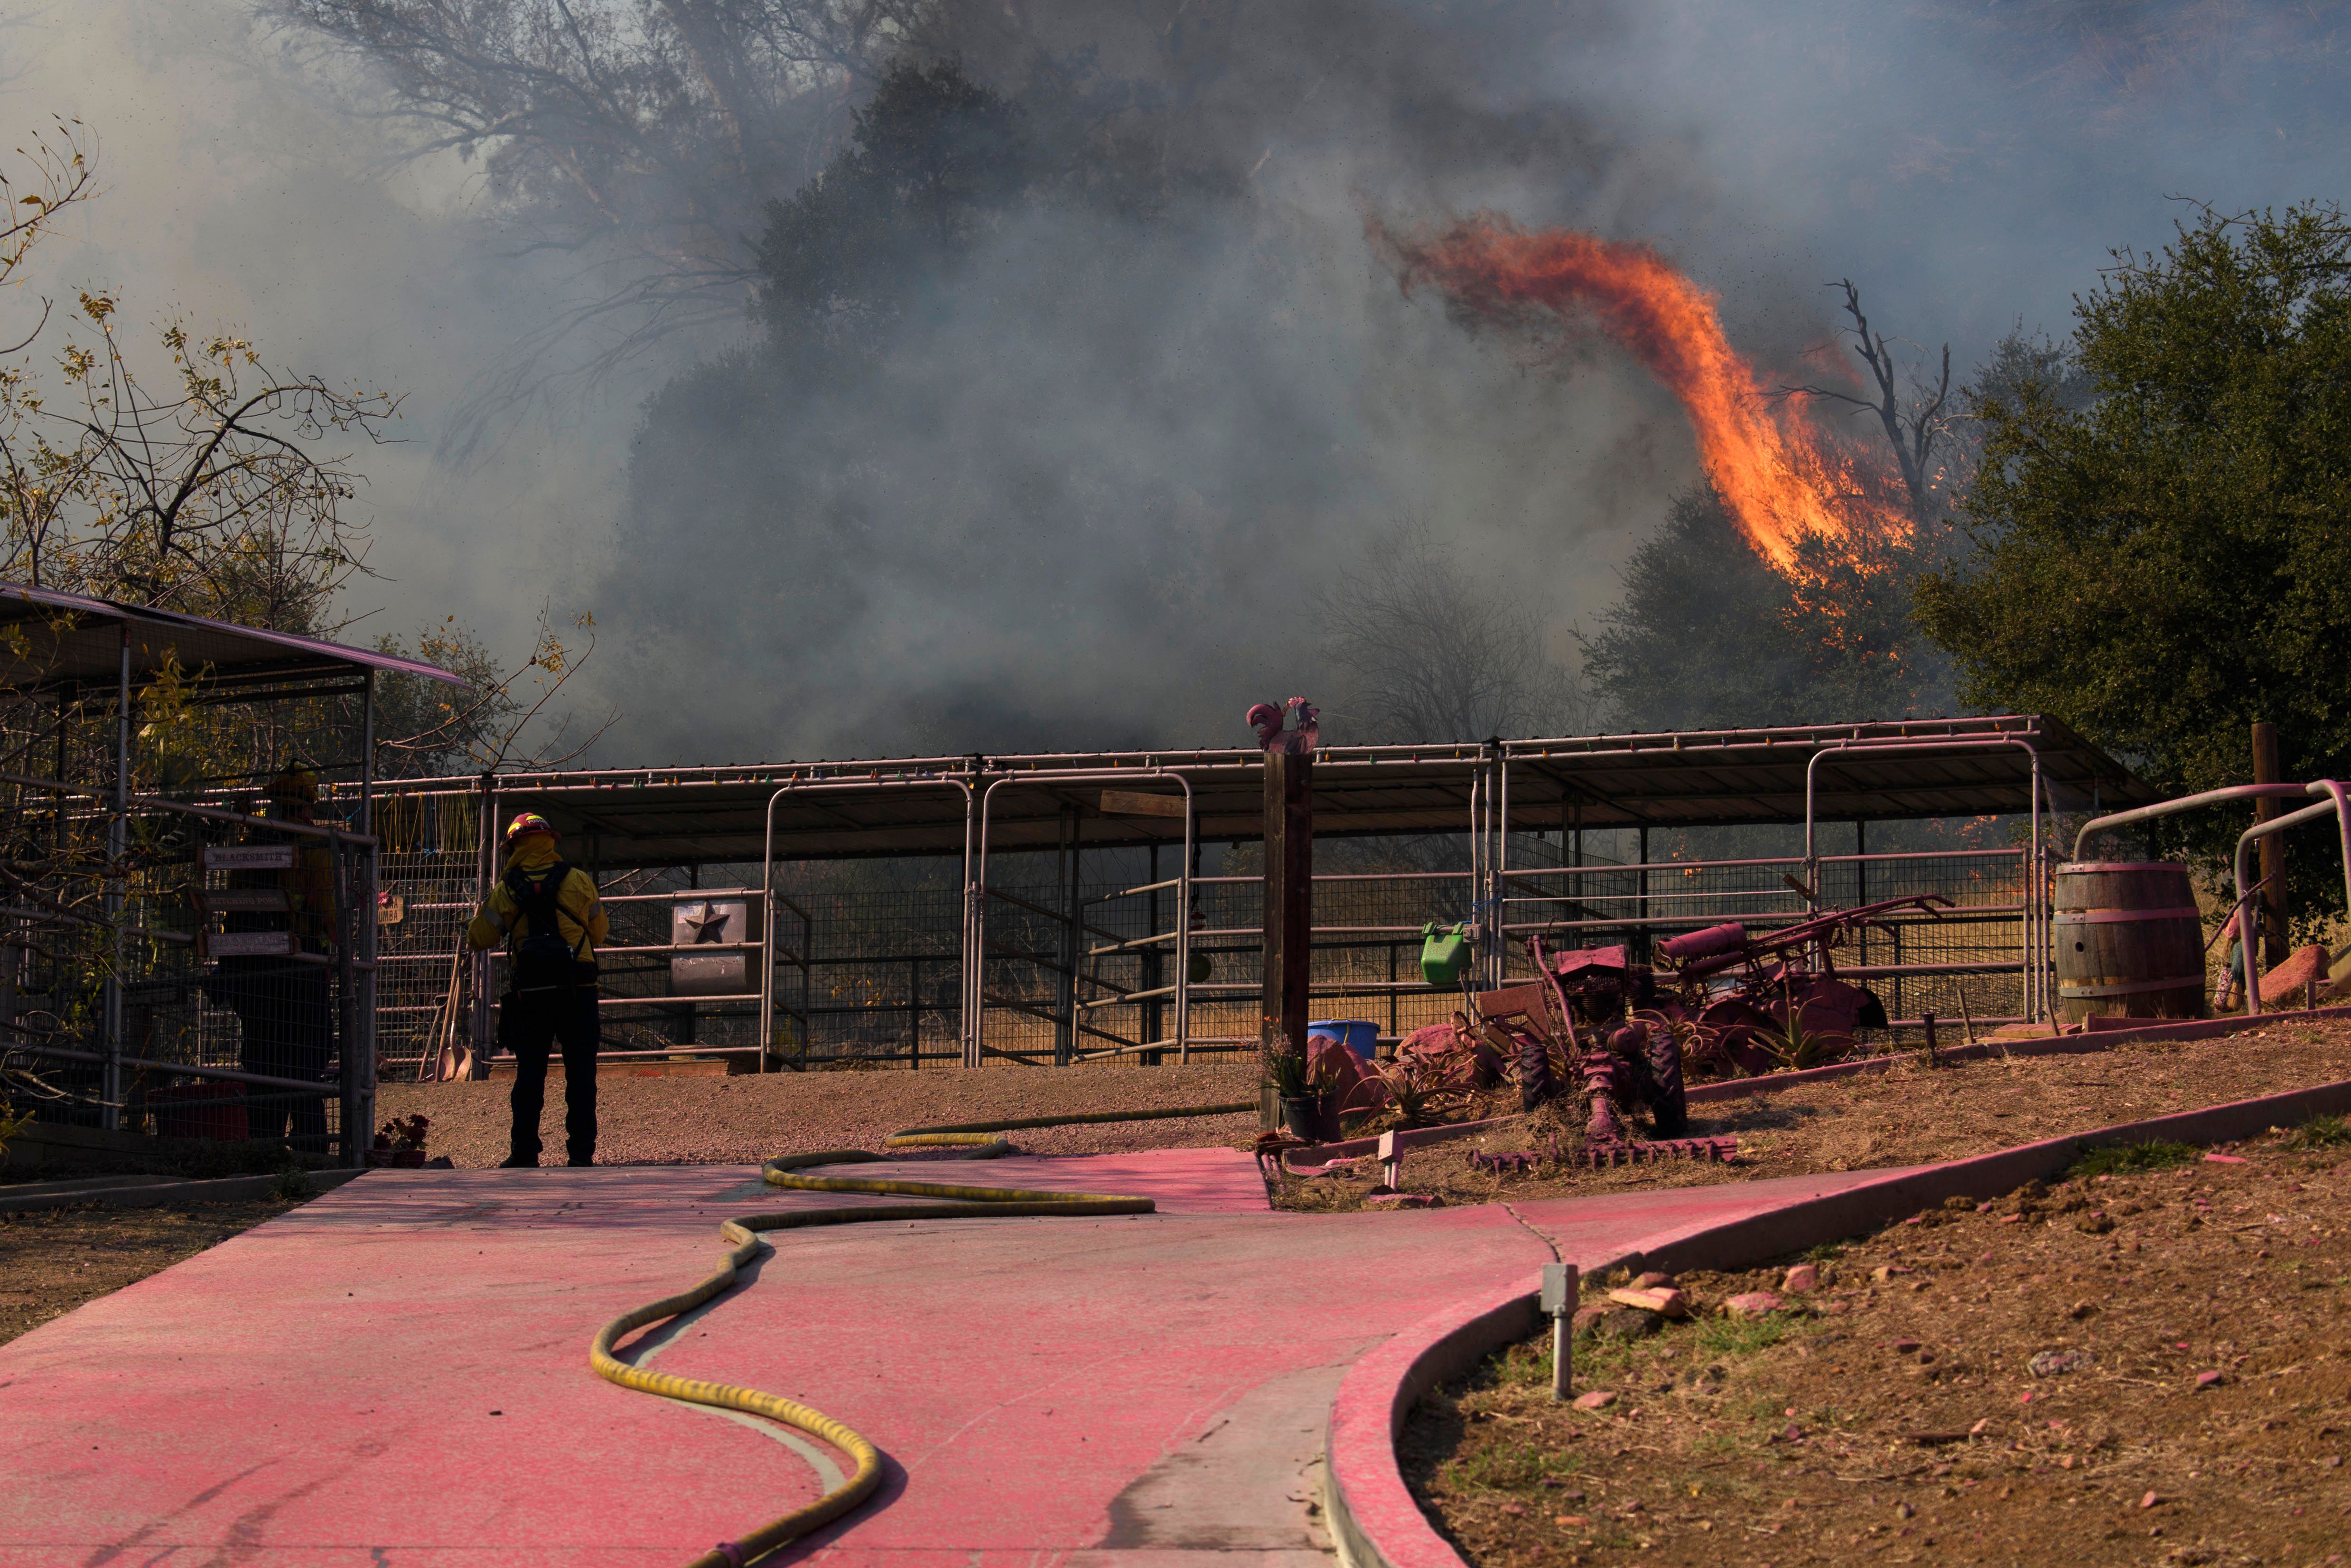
[
  {"left": 2253, "top": 721, "right": 2288, "bottom": 969},
  {"left": 1259, "top": 748, "right": 1313, "bottom": 1129}
]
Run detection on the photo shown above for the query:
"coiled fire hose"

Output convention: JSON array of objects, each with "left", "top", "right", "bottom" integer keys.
[{"left": 588, "top": 1101, "right": 1257, "bottom": 1568}]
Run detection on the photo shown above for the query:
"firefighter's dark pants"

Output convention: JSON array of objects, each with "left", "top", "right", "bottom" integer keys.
[{"left": 502, "top": 977, "right": 601, "bottom": 1165}]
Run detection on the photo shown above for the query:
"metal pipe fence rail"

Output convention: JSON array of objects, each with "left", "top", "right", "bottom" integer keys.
[
  {"left": 1498, "top": 848, "right": 2039, "bottom": 1032},
  {"left": 358, "top": 724, "right": 2139, "bottom": 1074},
  {"left": 366, "top": 846, "right": 2052, "bottom": 1070}
]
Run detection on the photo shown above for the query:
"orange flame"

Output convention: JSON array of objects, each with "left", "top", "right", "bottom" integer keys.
[{"left": 1377, "top": 215, "right": 1904, "bottom": 572}]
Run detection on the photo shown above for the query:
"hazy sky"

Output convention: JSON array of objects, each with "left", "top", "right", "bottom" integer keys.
[{"left": 10, "top": 0, "right": 2345, "bottom": 762}]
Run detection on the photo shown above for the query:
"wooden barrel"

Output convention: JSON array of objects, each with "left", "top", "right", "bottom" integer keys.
[{"left": 2052, "top": 862, "right": 2206, "bottom": 1024}]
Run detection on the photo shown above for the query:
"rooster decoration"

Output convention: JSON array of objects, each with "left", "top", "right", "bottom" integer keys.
[{"left": 1247, "top": 697, "right": 1319, "bottom": 755}]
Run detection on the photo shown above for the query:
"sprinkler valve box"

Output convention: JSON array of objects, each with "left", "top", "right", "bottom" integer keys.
[{"left": 1540, "top": 1261, "right": 1577, "bottom": 1316}]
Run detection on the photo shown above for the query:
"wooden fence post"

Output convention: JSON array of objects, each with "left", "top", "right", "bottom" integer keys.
[{"left": 1259, "top": 747, "right": 1314, "bottom": 1129}]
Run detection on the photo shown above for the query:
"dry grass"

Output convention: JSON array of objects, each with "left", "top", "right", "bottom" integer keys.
[
  {"left": 1402, "top": 1120, "right": 2351, "bottom": 1566},
  {"left": 0, "top": 1198, "right": 301, "bottom": 1347},
  {"left": 1277, "top": 1019, "right": 2351, "bottom": 1211}
]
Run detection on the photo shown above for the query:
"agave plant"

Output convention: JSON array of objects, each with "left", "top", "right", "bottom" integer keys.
[
  {"left": 1641, "top": 1008, "right": 1724, "bottom": 1076},
  {"left": 1755, "top": 1012, "right": 1835, "bottom": 1073},
  {"left": 1362, "top": 1060, "right": 1434, "bottom": 1126}
]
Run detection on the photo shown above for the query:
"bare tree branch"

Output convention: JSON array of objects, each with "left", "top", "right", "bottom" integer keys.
[
  {"left": 1773, "top": 279, "right": 1955, "bottom": 521},
  {"left": 265, "top": 0, "right": 934, "bottom": 442}
]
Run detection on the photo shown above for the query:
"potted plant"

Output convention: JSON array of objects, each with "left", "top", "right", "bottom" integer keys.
[
  {"left": 1267, "top": 1043, "right": 1336, "bottom": 1142},
  {"left": 374, "top": 1113, "right": 432, "bottom": 1168}
]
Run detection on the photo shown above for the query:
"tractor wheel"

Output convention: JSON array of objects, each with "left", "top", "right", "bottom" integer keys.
[
  {"left": 1645, "top": 1023, "right": 1688, "bottom": 1137},
  {"left": 1515, "top": 1027, "right": 1555, "bottom": 1111}
]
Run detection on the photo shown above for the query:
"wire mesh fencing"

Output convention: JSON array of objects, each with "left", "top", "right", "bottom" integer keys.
[
  {"left": 370, "top": 789, "right": 481, "bottom": 1083},
  {"left": 2, "top": 791, "right": 371, "bottom": 1161},
  {"left": 354, "top": 817, "right": 2053, "bottom": 1077},
  {"left": 1501, "top": 847, "right": 2037, "bottom": 1034}
]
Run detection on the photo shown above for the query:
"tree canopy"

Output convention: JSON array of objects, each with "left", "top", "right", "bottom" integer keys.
[
  {"left": 1582, "top": 486, "right": 1950, "bottom": 732},
  {"left": 1915, "top": 203, "right": 2351, "bottom": 878},
  {"left": 611, "top": 59, "right": 1340, "bottom": 758}
]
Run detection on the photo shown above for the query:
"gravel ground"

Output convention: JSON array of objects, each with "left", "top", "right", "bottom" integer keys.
[
  {"left": 377, "top": 1062, "right": 1263, "bottom": 1166},
  {"left": 1278, "top": 1018, "right": 2351, "bottom": 1211},
  {"left": 1403, "top": 1119, "right": 2351, "bottom": 1566}
]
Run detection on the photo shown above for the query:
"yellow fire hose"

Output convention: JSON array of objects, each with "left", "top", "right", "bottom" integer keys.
[{"left": 588, "top": 1101, "right": 1257, "bottom": 1568}]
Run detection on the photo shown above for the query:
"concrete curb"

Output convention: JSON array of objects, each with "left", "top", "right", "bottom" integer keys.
[
  {"left": 0, "top": 1166, "right": 369, "bottom": 1215},
  {"left": 0, "top": 1173, "right": 177, "bottom": 1200},
  {"left": 1319, "top": 1072, "right": 2351, "bottom": 1568}
]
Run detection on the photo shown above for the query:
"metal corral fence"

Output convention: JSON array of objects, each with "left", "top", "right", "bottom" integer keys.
[
  {"left": 1499, "top": 847, "right": 2035, "bottom": 1030},
  {"left": 367, "top": 834, "right": 2043, "bottom": 1078},
  {"left": 0, "top": 583, "right": 485, "bottom": 1167},
  {"left": 361, "top": 725, "right": 2138, "bottom": 1076},
  {"left": 371, "top": 787, "right": 485, "bottom": 1077}
]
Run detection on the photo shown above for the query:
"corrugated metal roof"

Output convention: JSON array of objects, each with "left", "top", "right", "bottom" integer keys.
[
  {"left": 369, "top": 715, "right": 2155, "bottom": 868},
  {"left": 0, "top": 581, "right": 470, "bottom": 693}
]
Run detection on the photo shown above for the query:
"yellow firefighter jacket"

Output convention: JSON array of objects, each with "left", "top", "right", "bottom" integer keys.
[{"left": 466, "top": 840, "right": 608, "bottom": 962}]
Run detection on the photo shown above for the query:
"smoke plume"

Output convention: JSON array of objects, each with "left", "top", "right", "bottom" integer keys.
[{"left": 17, "top": 0, "right": 2351, "bottom": 763}]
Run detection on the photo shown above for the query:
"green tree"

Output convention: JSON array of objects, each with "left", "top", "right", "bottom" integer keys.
[
  {"left": 1582, "top": 486, "right": 1950, "bottom": 731},
  {"left": 755, "top": 61, "right": 1035, "bottom": 351},
  {"left": 1916, "top": 202, "right": 2351, "bottom": 894}
]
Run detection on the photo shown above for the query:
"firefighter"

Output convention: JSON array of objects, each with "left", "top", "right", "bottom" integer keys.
[
  {"left": 220, "top": 763, "right": 337, "bottom": 1152},
  {"left": 468, "top": 812, "right": 608, "bottom": 1167}
]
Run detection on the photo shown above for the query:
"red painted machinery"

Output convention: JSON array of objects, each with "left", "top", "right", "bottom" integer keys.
[{"left": 1643, "top": 894, "right": 1951, "bottom": 1076}]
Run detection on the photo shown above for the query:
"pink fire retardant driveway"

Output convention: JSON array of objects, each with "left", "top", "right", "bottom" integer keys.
[{"left": 0, "top": 1149, "right": 1905, "bottom": 1568}]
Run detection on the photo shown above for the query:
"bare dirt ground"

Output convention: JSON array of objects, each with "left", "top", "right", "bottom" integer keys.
[
  {"left": 378, "top": 1061, "right": 1263, "bottom": 1167},
  {"left": 1402, "top": 1119, "right": 2351, "bottom": 1568},
  {"left": 1277, "top": 1019, "right": 2351, "bottom": 1212},
  {"left": 0, "top": 1197, "right": 303, "bottom": 1347}
]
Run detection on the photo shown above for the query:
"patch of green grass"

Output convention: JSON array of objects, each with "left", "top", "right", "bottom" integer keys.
[
  {"left": 2286, "top": 1113, "right": 2351, "bottom": 1150},
  {"left": 1691, "top": 1313, "right": 1796, "bottom": 1358},
  {"left": 1438, "top": 1442, "right": 1579, "bottom": 1493},
  {"left": 1492, "top": 1340, "right": 1554, "bottom": 1387},
  {"left": 1562, "top": 1332, "right": 1649, "bottom": 1382},
  {"left": 2069, "top": 1139, "right": 2199, "bottom": 1178}
]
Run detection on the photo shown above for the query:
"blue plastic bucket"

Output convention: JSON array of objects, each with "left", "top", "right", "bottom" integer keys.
[{"left": 1307, "top": 1018, "right": 1380, "bottom": 1061}]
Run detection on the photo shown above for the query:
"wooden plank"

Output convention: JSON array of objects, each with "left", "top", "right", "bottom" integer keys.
[
  {"left": 201, "top": 844, "right": 294, "bottom": 871},
  {"left": 1100, "top": 789, "right": 1186, "bottom": 819},
  {"left": 203, "top": 930, "right": 295, "bottom": 958},
  {"left": 197, "top": 888, "right": 291, "bottom": 914}
]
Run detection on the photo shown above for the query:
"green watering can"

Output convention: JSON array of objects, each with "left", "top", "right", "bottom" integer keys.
[{"left": 1420, "top": 921, "right": 1473, "bottom": 988}]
